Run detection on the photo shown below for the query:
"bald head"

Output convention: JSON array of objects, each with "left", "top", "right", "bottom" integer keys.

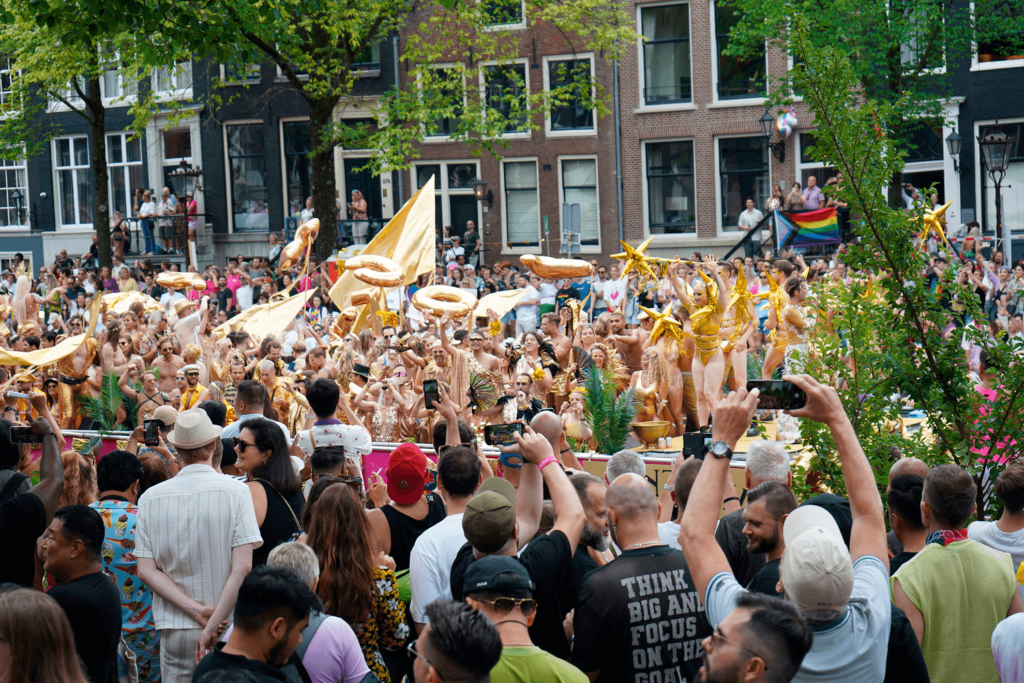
[
  {"left": 889, "top": 457, "right": 930, "bottom": 489},
  {"left": 531, "top": 411, "right": 563, "bottom": 448},
  {"left": 606, "top": 473, "right": 658, "bottom": 521}
]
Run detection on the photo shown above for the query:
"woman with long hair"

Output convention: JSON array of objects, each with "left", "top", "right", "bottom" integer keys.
[
  {"left": 234, "top": 416, "right": 304, "bottom": 565},
  {"left": 777, "top": 275, "right": 814, "bottom": 443},
  {"left": 586, "top": 341, "right": 630, "bottom": 393},
  {"left": 13, "top": 274, "right": 56, "bottom": 335},
  {"left": 353, "top": 375, "right": 418, "bottom": 442},
  {"left": 0, "top": 588, "right": 90, "bottom": 683},
  {"left": 629, "top": 347, "right": 671, "bottom": 424},
  {"left": 100, "top": 320, "right": 130, "bottom": 376},
  {"left": 306, "top": 485, "right": 408, "bottom": 682},
  {"left": 59, "top": 451, "right": 97, "bottom": 508}
]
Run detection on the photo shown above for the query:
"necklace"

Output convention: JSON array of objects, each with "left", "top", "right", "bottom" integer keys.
[{"left": 623, "top": 540, "right": 664, "bottom": 551}]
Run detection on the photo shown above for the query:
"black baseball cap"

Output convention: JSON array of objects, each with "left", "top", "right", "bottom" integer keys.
[{"left": 464, "top": 556, "right": 535, "bottom": 594}]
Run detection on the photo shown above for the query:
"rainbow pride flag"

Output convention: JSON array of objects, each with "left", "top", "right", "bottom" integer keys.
[{"left": 776, "top": 207, "right": 841, "bottom": 247}]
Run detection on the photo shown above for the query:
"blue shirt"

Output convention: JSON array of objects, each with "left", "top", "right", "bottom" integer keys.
[
  {"left": 573, "top": 281, "right": 592, "bottom": 309},
  {"left": 89, "top": 499, "right": 155, "bottom": 632},
  {"left": 221, "top": 412, "right": 292, "bottom": 445}
]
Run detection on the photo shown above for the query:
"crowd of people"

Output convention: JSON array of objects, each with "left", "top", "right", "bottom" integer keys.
[{"left": 0, "top": 227, "right": 1023, "bottom": 683}]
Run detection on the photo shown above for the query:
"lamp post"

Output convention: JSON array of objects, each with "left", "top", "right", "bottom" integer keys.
[
  {"left": 470, "top": 178, "right": 492, "bottom": 209},
  {"left": 167, "top": 159, "right": 204, "bottom": 269},
  {"left": 977, "top": 121, "right": 1018, "bottom": 265},
  {"left": 758, "top": 109, "right": 786, "bottom": 164},
  {"left": 10, "top": 189, "right": 23, "bottom": 227},
  {"left": 945, "top": 130, "right": 962, "bottom": 175}
]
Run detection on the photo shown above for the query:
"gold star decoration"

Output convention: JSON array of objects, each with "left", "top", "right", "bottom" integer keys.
[
  {"left": 611, "top": 237, "right": 657, "bottom": 284},
  {"left": 639, "top": 304, "right": 685, "bottom": 346},
  {"left": 916, "top": 200, "right": 954, "bottom": 251}
]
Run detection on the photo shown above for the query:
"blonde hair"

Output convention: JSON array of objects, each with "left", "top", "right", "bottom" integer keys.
[
  {"left": 642, "top": 347, "right": 670, "bottom": 403},
  {"left": 0, "top": 589, "right": 90, "bottom": 683},
  {"left": 12, "top": 275, "right": 31, "bottom": 326},
  {"left": 590, "top": 342, "right": 613, "bottom": 369},
  {"left": 59, "top": 451, "right": 96, "bottom": 508}
]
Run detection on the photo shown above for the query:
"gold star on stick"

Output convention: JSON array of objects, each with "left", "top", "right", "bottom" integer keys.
[
  {"left": 639, "top": 305, "right": 684, "bottom": 346},
  {"left": 611, "top": 237, "right": 657, "bottom": 283},
  {"left": 916, "top": 200, "right": 954, "bottom": 251}
]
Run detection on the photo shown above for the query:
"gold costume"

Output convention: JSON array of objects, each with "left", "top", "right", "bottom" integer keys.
[
  {"left": 686, "top": 270, "right": 725, "bottom": 365},
  {"left": 57, "top": 338, "right": 98, "bottom": 430},
  {"left": 722, "top": 270, "right": 756, "bottom": 353},
  {"left": 767, "top": 276, "right": 790, "bottom": 351},
  {"left": 180, "top": 384, "right": 207, "bottom": 411},
  {"left": 633, "top": 378, "right": 660, "bottom": 423},
  {"left": 681, "top": 372, "right": 698, "bottom": 416}
]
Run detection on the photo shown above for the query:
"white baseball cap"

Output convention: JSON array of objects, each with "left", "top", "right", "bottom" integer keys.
[{"left": 779, "top": 505, "right": 854, "bottom": 613}]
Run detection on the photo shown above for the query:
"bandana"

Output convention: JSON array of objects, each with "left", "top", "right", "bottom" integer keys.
[{"left": 925, "top": 529, "right": 970, "bottom": 546}]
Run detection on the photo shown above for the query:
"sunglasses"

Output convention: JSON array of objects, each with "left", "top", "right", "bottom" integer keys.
[
  {"left": 233, "top": 437, "right": 257, "bottom": 452},
  {"left": 406, "top": 640, "right": 437, "bottom": 671},
  {"left": 474, "top": 597, "right": 538, "bottom": 616}
]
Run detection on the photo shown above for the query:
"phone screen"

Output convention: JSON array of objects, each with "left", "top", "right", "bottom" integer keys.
[
  {"left": 423, "top": 380, "right": 440, "bottom": 409},
  {"left": 746, "top": 380, "right": 808, "bottom": 411},
  {"left": 10, "top": 426, "right": 43, "bottom": 444},
  {"left": 484, "top": 423, "right": 525, "bottom": 447},
  {"left": 144, "top": 419, "right": 161, "bottom": 447}
]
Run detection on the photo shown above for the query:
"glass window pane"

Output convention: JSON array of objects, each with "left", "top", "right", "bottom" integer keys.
[
  {"left": 646, "top": 141, "right": 695, "bottom": 234},
  {"left": 562, "top": 159, "right": 598, "bottom": 244},
  {"left": 103, "top": 69, "right": 119, "bottom": 98},
  {"left": 77, "top": 168, "right": 93, "bottom": 224},
  {"left": 164, "top": 129, "right": 192, "bottom": 160},
  {"left": 126, "top": 137, "right": 142, "bottom": 163},
  {"left": 109, "top": 166, "right": 128, "bottom": 217},
  {"left": 504, "top": 161, "right": 538, "bottom": 244},
  {"left": 417, "top": 165, "right": 441, "bottom": 189},
  {"left": 284, "top": 121, "right": 313, "bottom": 216},
  {"left": 449, "top": 164, "right": 477, "bottom": 188},
  {"left": 73, "top": 138, "right": 89, "bottom": 166},
  {"left": 107, "top": 135, "right": 123, "bottom": 164},
  {"left": 426, "top": 68, "right": 463, "bottom": 138},
  {"left": 719, "top": 137, "right": 768, "bottom": 229},
  {"left": 549, "top": 60, "right": 593, "bottom": 131},
  {"left": 228, "top": 124, "right": 268, "bottom": 231},
  {"left": 485, "top": 64, "right": 528, "bottom": 134},
  {"left": 716, "top": 2, "right": 765, "bottom": 99},
  {"left": 481, "top": 0, "right": 523, "bottom": 25},
  {"left": 642, "top": 5, "right": 691, "bottom": 104},
  {"left": 58, "top": 139, "right": 71, "bottom": 167}
]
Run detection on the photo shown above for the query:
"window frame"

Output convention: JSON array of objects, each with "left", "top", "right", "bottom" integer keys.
[
  {"left": 637, "top": 2, "right": 693, "bottom": 109},
  {"left": 715, "top": 134, "right": 770, "bottom": 233},
  {"left": 709, "top": 0, "right": 767, "bottom": 106},
  {"left": 971, "top": 1, "right": 1024, "bottom": 71},
  {"left": 481, "top": 0, "right": 527, "bottom": 31},
  {"left": 0, "top": 57, "right": 17, "bottom": 112},
  {"left": 0, "top": 151, "right": 28, "bottom": 230},
  {"left": 105, "top": 132, "right": 143, "bottom": 222},
  {"left": 279, "top": 116, "right": 313, "bottom": 220},
  {"left": 499, "top": 157, "right": 542, "bottom": 251},
  {"left": 557, "top": 154, "right": 602, "bottom": 252},
  {"left": 223, "top": 120, "right": 269, "bottom": 234},
  {"left": 420, "top": 63, "right": 468, "bottom": 143},
  {"left": 219, "top": 62, "right": 262, "bottom": 86},
  {"left": 542, "top": 53, "right": 597, "bottom": 138},
  {"left": 151, "top": 60, "right": 193, "bottom": 99},
  {"left": 479, "top": 58, "right": 531, "bottom": 140},
  {"left": 642, "top": 139, "right": 697, "bottom": 238},
  {"left": 52, "top": 135, "right": 93, "bottom": 231},
  {"left": 409, "top": 160, "right": 482, "bottom": 238}
]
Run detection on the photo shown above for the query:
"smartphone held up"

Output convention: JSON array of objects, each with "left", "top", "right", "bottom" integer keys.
[{"left": 746, "top": 379, "right": 807, "bottom": 411}]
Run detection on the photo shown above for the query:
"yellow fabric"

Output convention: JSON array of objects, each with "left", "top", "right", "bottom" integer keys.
[
  {"left": 329, "top": 176, "right": 437, "bottom": 311},
  {"left": 213, "top": 291, "right": 314, "bottom": 340},
  {"left": 102, "top": 292, "right": 164, "bottom": 316},
  {"left": 181, "top": 384, "right": 207, "bottom": 411},
  {"left": 0, "top": 295, "right": 102, "bottom": 366},
  {"left": 473, "top": 289, "right": 528, "bottom": 319}
]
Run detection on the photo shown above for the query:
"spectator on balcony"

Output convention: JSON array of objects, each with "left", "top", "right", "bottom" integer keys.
[
  {"left": 738, "top": 198, "right": 765, "bottom": 231},
  {"left": 156, "top": 188, "right": 177, "bottom": 255},
  {"left": 445, "top": 235, "right": 465, "bottom": 264},
  {"left": 766, "top": 183, "right": 784, "bottom": 212},
  {"left": 301, "top": 196, "right": 315, "bottom": 224},
  {"left": 802, "top": 176, "right": 824, "bottom": 210},
  {"left": 348, "top": 189, "right": 369, "bottom": 241},
  {"left": 138, "top": 190, "right": 158, "bottom": 256},
  {"left": 786, "top": 182, "right": 804, "bottom": 211},
  {"left": 464, "top": 220, "right": 481, "bottom": 267}
]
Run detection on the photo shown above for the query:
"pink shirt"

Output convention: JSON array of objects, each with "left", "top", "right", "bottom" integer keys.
[{"left": 226, "top": 274, "right": 241, "bottom": 306}]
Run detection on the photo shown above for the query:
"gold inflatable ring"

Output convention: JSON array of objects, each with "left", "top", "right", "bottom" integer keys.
[
  {"left": 156, "top": 272, "right": 206, "bottom": 291},
  {"left": 412, "top": 285, "right": 478, "bottom": 317},
  {"left": 521, "top": 254, "right": 593, "bottom": 280},
  {"left": 279, "top": 218, "right": 321, "bottom": 270},
  {"left": 344, "top": 255, "right": 404, "bottom": 288}
]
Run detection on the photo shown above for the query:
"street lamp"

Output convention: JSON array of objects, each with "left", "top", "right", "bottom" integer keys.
[
  {"left": 945, "top": 130, "right": 962, "bottom": 175},
  {"left": 758, "top": 109, "right": 786, "bottom": 164},
  {"left": 167, "top": 159, "right": 204, "bottom": 268},
  {"left": 470, "top": 178, "right": 493, "bottom": 209},
  {"left": 977, "top": 120, "right": 1018, "bottom": 265},
  {"left": 10, "top": 189, "right": 22, "bottom": 226}
]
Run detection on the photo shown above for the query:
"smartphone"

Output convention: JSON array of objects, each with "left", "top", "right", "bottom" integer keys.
[
  {"left": 423, "top": 379, "right": 440, "bottom": 409},
  {"left": 484, "top": 423, "right": 525, "bottom": 447},
  {"left": 144, "top": 419, "right": 161, "bottom": 447},
  {"left": 746, "top": 380, "right": 807, "bottom": 411},
  {"left": 10, "top": 426, "right": 43, "bottom": 444}
]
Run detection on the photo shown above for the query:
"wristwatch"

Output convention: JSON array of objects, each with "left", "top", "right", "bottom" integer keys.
[{"left": 703, "top": 440, "right": 733, "bottom": 460}]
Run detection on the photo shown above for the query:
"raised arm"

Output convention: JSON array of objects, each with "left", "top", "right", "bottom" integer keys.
[{"left": 26, "top": 416, "right": 65, "bottom": 520}]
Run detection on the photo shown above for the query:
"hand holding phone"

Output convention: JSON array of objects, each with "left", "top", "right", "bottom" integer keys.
[
  {"left": 484, "top": 423, "right": 525, "bottom": 447},
  {"left": 10, "top": 425, "right": 44, "bottom": 444},
  {"left": 144, "top": 419, "right": 161, "bottom": 447},
  {"left": 746, "top": 379, "right": 807, "bottom": 411},
  {"left": 423, "top": 379, "right": 440, "bottom": 410}
]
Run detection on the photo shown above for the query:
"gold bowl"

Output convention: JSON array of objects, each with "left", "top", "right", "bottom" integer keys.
[{"left": 631, "top": 420, "right": 672, "bottom": 448}]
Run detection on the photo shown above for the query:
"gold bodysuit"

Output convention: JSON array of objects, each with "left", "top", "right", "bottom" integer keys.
[
  {"left": 633, "top": 376, "right": 660, "bottom": 423},
  {"left": 767, "top": 276, "right": 790, "bottom": 351},
  {"left": 688, "top": 272, "right": 725, "bottom": 365}
]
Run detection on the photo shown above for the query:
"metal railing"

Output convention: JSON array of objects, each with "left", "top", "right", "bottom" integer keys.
[
  {"left": 722, "top": 210, "right": 776, "bottom": 261},
  {"left": 337, "top": 218, "right": 387, "bottom": 247}
]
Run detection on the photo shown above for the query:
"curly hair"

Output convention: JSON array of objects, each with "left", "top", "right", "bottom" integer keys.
[
  {"left": 590, "top": 342, "right": 614, "bottom": 370},
  {"left": 641, "top": 347, "right": 671, "bottom": 403},
  {"left": 59, "top": 451, "right": 97, "bottom": 508},
  {"left": 306, "top": 486, "right": 375, "bottom": 626}
]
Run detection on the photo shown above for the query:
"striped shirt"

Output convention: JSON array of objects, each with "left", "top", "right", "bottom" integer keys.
[{"left": 136, "top": 464, "right": 263, "bottom": 630}]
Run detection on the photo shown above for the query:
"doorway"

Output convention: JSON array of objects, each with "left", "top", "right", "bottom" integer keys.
[
  {"left": 344, "top": 158, "right": 382, "bottom": 219},
  {"left": 902, "top": 168, "right": 944, "bottom": 205},
  {"left": 448, "top": 195, "right": 478, "bottom": 241}
]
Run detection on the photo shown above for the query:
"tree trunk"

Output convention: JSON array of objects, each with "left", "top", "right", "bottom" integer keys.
[
  {"left": 88, "top": 73, "right": 111, "bottom": 270},
  {"left": 309, "top": 99, "right": 338, "bottom": 265}
]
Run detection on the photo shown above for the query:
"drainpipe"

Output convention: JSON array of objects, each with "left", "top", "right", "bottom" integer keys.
[
  {"left": 394, "top": 33, "right": 405, "bottom": 206},
  {"left": 613, "top": 49, "right": 624, "bottom": 245}
]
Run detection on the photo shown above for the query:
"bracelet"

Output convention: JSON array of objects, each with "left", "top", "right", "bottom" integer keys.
[
  {"left": 723, "top": 496, "right": 739, "bottom": 504},
  {"left": 560, "top": 448, "right": 571, "bottom": 454},
  {"left": 537, "top": 456, "right": 558, "bottom": 471},
  {"left": 662, "top": 484, "right": 674, "bottom": 492}
]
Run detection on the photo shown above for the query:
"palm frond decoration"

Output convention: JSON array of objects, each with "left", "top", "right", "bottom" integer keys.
[
  {"left": 468, "top": 373, "right": 499, "bottom": 412},
  {"left": 77, "top": 372, "right": 136, "bottom": 433},
  {"left": 583, "top": 366, "right": 638, "bottom": 455}
]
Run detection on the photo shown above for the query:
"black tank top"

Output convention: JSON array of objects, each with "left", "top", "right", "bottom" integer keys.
[
  {"left": 380, "top": 493, "right": 446, "bottom": 571},
  {"left": 252, "top": 479, "right": 305, "bottom": 566}
]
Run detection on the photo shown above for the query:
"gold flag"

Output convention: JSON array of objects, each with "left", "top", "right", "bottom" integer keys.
[
  {"left": 0, "top": 294, "right": 103, "bottom": 366},
  {"left": 102, "top": 291, "right": 163, "bottom": 316},
  {"left": 473, "top": 289, "right": 528, "bottom": 319},
  {"left": 217, "top": 290, "right": 314, "bottom": 341},
  {"left": 213, "top": 303, "right": 267, "bottom": 339},
  {"left": 329, "top": 176, "right": 437, "bottom": 312}
]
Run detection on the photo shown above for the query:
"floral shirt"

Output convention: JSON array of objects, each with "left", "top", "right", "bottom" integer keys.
[
  {"left": 89, "top": 500, "right": 155, "bottom": 632},
  {"left": 354, "top": 566, "right": 409, "bottom": 683}
]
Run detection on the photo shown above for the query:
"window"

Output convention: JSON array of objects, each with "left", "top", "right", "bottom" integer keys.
[
  {"left": 980, "top": 121, "right": 1024, "bottom": 233},
  {"left": 416, "top": 165, "right": 442, "bottom": 189},
  {"left": 503, "top": 161, "right": 540, "bottom": 245},
  {"left": 797, "top": 132, "right": 836, "bottom": 188},
  {"left": 641, "top": 5, "right": 691, "bottom": 104},
  {"left": 561, "top": 158, "right": 599, "bottom": 245},
  {"left": 484, "top": 63, "right": 528, "bottom": 134},
  {"left": 646, "top": 141, "right": 695, "bottom": 234},
  {"left": 718, "top": 137, "right": 767, "bottom": 229},
  {"left": 162, "top": 128, "right": 195, "bottom": 196},
  {"left": 102, "top": 66, "right": 138, "bottom": 102},
  {"left": 425, "top": 68, "right": 464, "bottom": 138},
  {"left": 0, "top": 155, "right": 27, "bottom": 229},
  {"left": 54, "top": 136, "right": 93, "bottom": 228},
  {"left": 715, "top": 2, "right": 765, "bottom": 99},
  {"left": 154, "top": 61, "right": 192, "bottom": 94},
  {"left": 106, "top": 133, "right": 143, "bottom": 220},
  {"left": 354, "top": 42, "right": 381, "bottom": 70},
  {"left": 54, "top": 77, "right": 86, "bottom": 108},
  {"left": 548, "top": 59, "right": 594, "bottom": 131},
  {"left": 978, "top": 1, "right": 1024, "bottom": 65},
  {"left": 222, "top": 62, "right": 261, "bottom": 84},
  {"left": 481, "top": 0, "right": 524, "bottom": 27},
  {"left": 283, "top": 121, "right": 312, "bottom": 217},
  {"left": 0, "top": 253, "right": 29, "bottom": 273},
  {"left": 900, "top": 7, "right": 944, "bottom": 71},
  {"left": 1, "top": 57, "right": 15, "bottom": 109},
  {"left": 227, "top": 124, "right": 268, "bottom": 232},
  {"left": 899, "top": 120, "right": 944, "bottom": 163},
  {"left": 411, "top": 161, "right": 478, "bottom": 237}
]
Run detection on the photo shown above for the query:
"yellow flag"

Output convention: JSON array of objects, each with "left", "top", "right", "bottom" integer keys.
[
  {"left": 329, "top": 176, "right": 437, "bottom": 311},
  {"left": 102, "top": 291, "right": 163, "bottom": 316},
  {"left": 214, "top": 291, "right": 314, "bottom": 340},
  {"left": 0, "top": 294, "right": 103, "bottom": 366},
  {"left": 473, "top": 289, "right": 528, "bottom": 319}
]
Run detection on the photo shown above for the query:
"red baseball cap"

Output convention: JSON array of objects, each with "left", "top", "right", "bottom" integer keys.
[{"left": 386, "top": 443, "right": 428, "bottom": 505}]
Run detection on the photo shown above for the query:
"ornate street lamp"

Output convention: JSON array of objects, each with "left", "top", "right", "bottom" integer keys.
[
  {"left": 167, "top": 159, "right": 204, "bottom": 268},
  {"left": 945, "top": 130, "right": 962, "bottom": 175},
  {"left": 470, "top": 178, "right": 492, "bottom": 209},
  {"left": 978, "top": 121, "right": 1018, "bottom": 264},
  {"left": 758, "top": 109, "right": 786, "bottom": 164},
  {"left": 10, "top": 189, "right": 23, "bottom": 226}
]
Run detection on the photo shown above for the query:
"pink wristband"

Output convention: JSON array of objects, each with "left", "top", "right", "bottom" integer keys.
[{"left": 537, "top": 456, "right": 558, "bottom": 471}]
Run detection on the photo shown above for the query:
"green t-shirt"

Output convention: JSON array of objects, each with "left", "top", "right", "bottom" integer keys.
[{"left": 490, "top": 646, "right": 588, "bottom": 683}]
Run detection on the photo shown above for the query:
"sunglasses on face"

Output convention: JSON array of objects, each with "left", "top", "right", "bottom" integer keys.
[
  {"left": 186, "top": 372, "right": 199, "bottom": 377},
  {"left": 233, "top": 437, "right": 257, "bottom": 452},
  {"left": 475, "top": 597, "right": 538, "bottom": 616}
]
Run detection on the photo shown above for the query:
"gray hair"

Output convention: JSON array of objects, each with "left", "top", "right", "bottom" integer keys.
[
  {"left": 606, "top": 450, "right": 646, "bottom": 483},
  {"left": 259, "top": 359, "right": 276, "bottom": 374},
  {"left": 746, "top": 439, "right": 791, "bottom": 483},
  {"left": 268, "top": 542, "right": 320, "bottom": 588},
  {"left": 148, "top": 311, "right": 164, "bottom": 326}
]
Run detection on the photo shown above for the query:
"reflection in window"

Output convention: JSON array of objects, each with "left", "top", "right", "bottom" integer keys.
[
  {"left": 715, "top": 2, "right": 765, "bottom": 99},
  {"left": 484, "top": 64, "right": 528, "bottom": 134},
  {"left": 425, "top": 68, "right": 464, "bottom": 138},
  {"left": 417, "top": 165, "right": 442, "bottom": 189},
  {"left": 504, "top": 161, "right": 539, "bottom": 245},
  {"left": 646, "top": 141, "right": 695, "bottom": 234},
  {"left": 978, "top": 2, "right": 1024, "bottom": 63},
  {"left": 354, "top": 42, "right": 381, "bottom": 69},
  {"left": 449, "top": 164, "right": 476, "bottom": 189},
  {"left": 107, "top": 133, "right": 143, "bottom": 220},
  {"left": 55, "top": 136, "right": 93, "bottom": 228},
  {"left": 561, "top": 159, "right": 599, "bottom": 245},
  {"left": 227, "top": 124, "right": 269, "bottom": 232},
  {"left": 0, "top": 58, "right": 13, "bottom": 108},
  {"left": 154, "top": 61, "right": 192, "bottom": 93},
  {"left": 163, "top": 128, "right": 194, "bottom": 197},
  {"left": 223, "top": 62, "right": 261, "bottom": 83},
  {"left": 642, "top": 5, "right": 692, "bottom": 104},
  {"left": 549, "top": 60, "right": 593, "bottom": 131},
  {"left": 284, "top": 122, "right": 312, "bottom": 217},
  {"left": 719, "top": 138, "right": 767, "bottom": 229},
  {"left": 481, "top": 0, "right": 523, "bottom": 26}
]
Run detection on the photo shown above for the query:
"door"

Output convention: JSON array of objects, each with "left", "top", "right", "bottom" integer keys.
[
  {"left": 448, "top": 195, "right": 478, "bottom": 241},
  {"left": 901, "top": 169, "right": 944, "bottom": 205},
  {"left": 344, "top": 158, "right": 382, "bottom": 219}
]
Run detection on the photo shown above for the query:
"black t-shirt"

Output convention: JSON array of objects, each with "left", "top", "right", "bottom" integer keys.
[
  {"left": 381, "top": 493, "right": 447, "bottom": 572},
  {"left": 0, "top": 489, "right": 46, "bottom": 587},
  {"left": 889, "top": 551, "right": 917, "bottom": 576},
  {"left": 560, "top": 543, "right": 600, "bottom": 616},
  {"left": 451, "top": 530, "right": 574, "bottom": 660},
  {"left": 216, "top": 287, "right": 233, "bottom": 313},
  {"left": 463, "top": 230, "right": 479, "bottom": 254},
  {"left": 556, "top": 286, "right": 580, "bottom": 311},
  {"left": 48, "top": 571, "right": 122, "bottom": 683},
  {"left": 573, "top": 545, "right": 711, "bottom": 683},
  {"left": 193, "top": 643, "right": 288, "bottom": 683},
  {"left": 714, "top": 508, "right": 765, "bottom": 587},
  {"left": 746, "top": 557, "right": 783, "bottom": 597},
  {"left": 886, "top": 604, "right": 929, "bottom": 683}
]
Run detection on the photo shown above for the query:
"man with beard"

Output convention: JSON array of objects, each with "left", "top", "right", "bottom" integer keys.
[
  {"left": 180, "top": 364, "right": 211, "bottom": 412},
  {"left": 192, "top": 566, "right": 322, "bottom": 683},
  {"left": 573, "top": 473, "right": 711, "bottom": 682},
  {"left": 563, "top": 473, "right": 608, "bottom": 615},
  {"left": 153, "top": 338, "right": 186, "bottom": 394},
  {"left": 606, "top": 311, "right": 643, "bottom": 373},
  {"left": 742, "top": 481, "right": 798, "bottom": 597}
]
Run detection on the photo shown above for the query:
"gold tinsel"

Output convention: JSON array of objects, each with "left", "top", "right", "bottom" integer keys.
[
  {"left": 531, "top": 365, "right": 545, "bottom": 382},
  {"left": 376, "top": 310, "right": 400, "bottom": 328},
  {"left": 488, "top": 320, "right": 502, "bottom": 337}
]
